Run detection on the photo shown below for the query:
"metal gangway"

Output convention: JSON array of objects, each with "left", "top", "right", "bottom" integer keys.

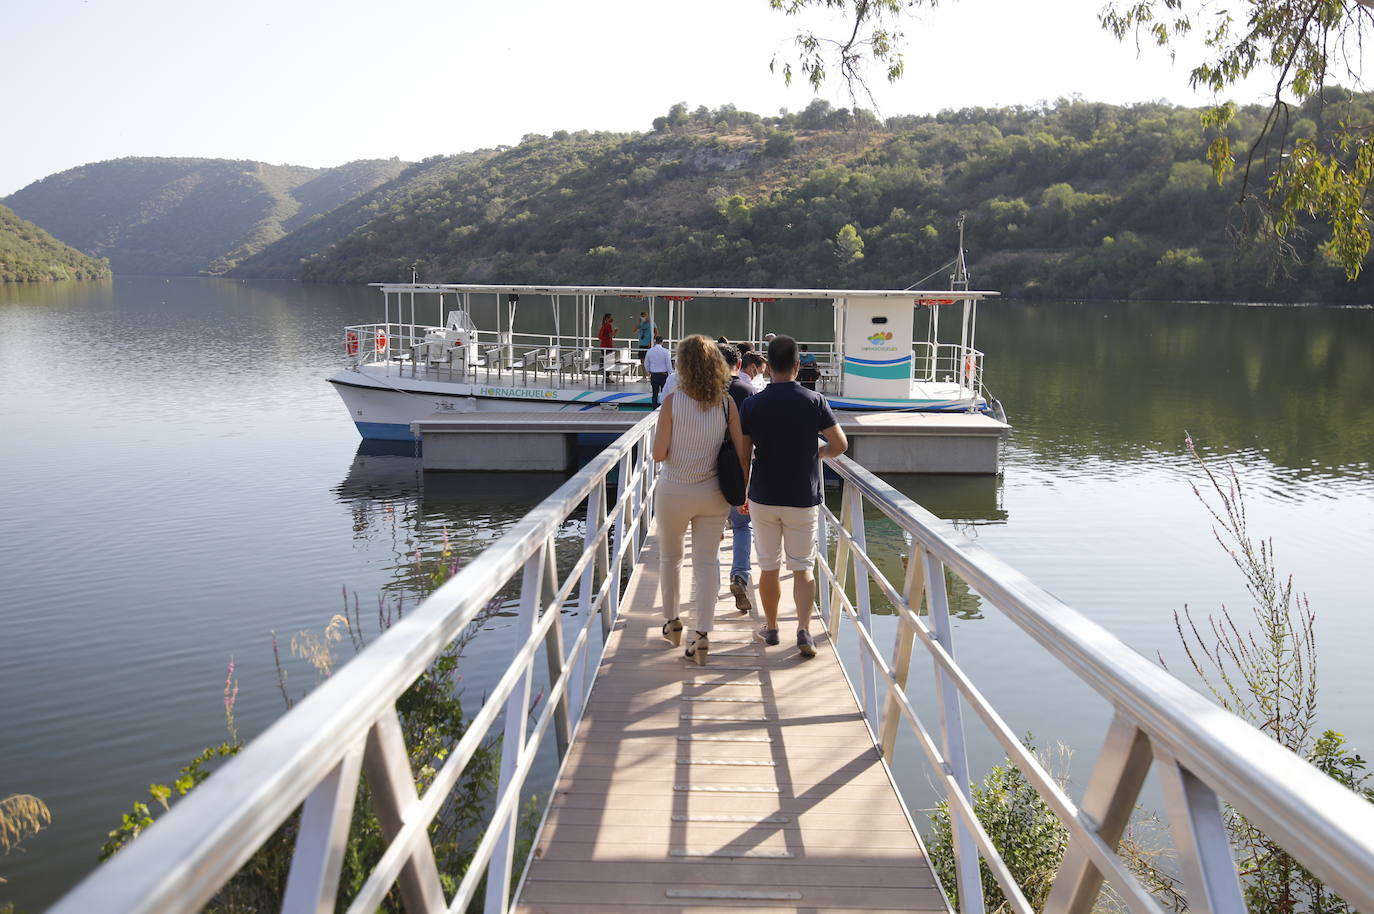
[{"left": 49, "top": 416, "right": 1374, "bottom": 914}]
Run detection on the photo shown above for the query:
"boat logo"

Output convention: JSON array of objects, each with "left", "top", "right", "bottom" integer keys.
[{"left": 867, "top": 331, "right": 893, "bottom": 344}]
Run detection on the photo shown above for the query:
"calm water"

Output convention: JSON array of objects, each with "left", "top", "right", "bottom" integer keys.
[{"left": 1, "top": 278, "right": 1372, "bottom": 910}]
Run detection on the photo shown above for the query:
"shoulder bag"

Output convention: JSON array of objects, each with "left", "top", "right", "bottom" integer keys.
[{"left": 716, "top": 398, "right": 747, "bottom": 506}]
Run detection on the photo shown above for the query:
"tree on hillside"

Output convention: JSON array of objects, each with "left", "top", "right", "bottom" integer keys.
[{"left": 769, "top": 0, "right": 1374, "bottom": 278}]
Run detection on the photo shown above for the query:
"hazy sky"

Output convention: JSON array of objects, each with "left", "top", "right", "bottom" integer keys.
[{"left": 3, "top": 0, "right": 1276, "bottom": 196}]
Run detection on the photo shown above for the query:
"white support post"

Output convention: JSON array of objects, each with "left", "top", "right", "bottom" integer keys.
[
  {"left": 829, "top": 482, "right": 853, "bottom": 638},
  {"left": 363, "top": 708, "right": 447, "bottom": 913},
  {"left": 924, "top": 548, "right": 985, "bottom": 914},
  {"left": 628, "top": 444, "right": 643, "bottom": 555},
  {"left": 606, "top": 450, "right": 631, "bottom": 629},
  {"left": 1045, "top": 714, "right": 1154, "bottom": 914},
  {"left": 541, "top": 538, "right": 571, "bottom": 760},
  {"left": 880, "top": 542, "right": 926, "bottom": 760},
  {"left": 281, "top": 739, "right": 365, "bottom": 914},
  {"left": 848, "top": 491, "right": 879, "bottom": 724},
  {"left": 815, "top": 500, "right": 831, "bottom": 633},
  {"left": 485, "top": 546, "right": 545, "bottom": 914},
  {"left": 571, "top": 483, "right": 604, "bottom": 722},
  {"left": 1156, "top": 749, "right": 1247, "bottom": 914}
]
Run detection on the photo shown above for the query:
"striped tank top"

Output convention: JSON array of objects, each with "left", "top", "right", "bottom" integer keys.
[{"left": 661, "top": 392, "right": 726, "bottom": 487}]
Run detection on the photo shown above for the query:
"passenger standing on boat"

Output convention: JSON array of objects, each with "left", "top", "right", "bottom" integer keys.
[
  {"left": 720, "top": 343, "right": 756, "bottom": 614},
  {"left": 740, "top": 334, "right": 848, "bottom": 658},
  {"left": 597, "top": 313, "right": 617, "bottom": 351},
  {"left": 652, "top": 335, "right": 748, "bottom": 666},
  {"left": 636, "top": 312, "right": 655, "bottom": 363},
  {"left": 644, "top": 335, "right": 672, "bottom": 407},
  {"left": 741, "top": 351, "right": 767, "bottom": 393}
]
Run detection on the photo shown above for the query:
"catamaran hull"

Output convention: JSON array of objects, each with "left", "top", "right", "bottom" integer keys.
[{"left": 329, "top": 369, "right": 986, "bottom": 441}]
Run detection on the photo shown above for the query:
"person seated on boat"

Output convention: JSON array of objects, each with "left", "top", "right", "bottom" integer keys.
[
  {"left": 798, "top": 344, "right": 820, "bottom": 391},
  {"left": 636, "top": 312, "right": 655, "bottom": 363},
  {"left": 644, "top": 335, "right": 672, "bottom": 407},
  {"left": 597, "top": 313, "right": 617, "bottom": 351},
  {"left": 741, "top": 351, "right": 767, "bottom": 393}
]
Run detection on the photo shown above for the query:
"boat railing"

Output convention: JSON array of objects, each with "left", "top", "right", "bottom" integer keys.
[
  {"left": 814, "top": 452, "right": 1374, "bottom": 914},
  {"left": 47, "top": 415, "right": 663, "bottom": 914},
  {"left": 913, "top": 342, "right": 983, "bottom": 396}
]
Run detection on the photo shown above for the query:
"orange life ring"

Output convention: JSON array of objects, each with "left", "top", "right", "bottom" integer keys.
[
  {"left": 375, "top": 329, "right": 388, "bottom": 352},
  {"left": 346, "top": 330, "right": 359, "bottom": 356},
  {"left": 964, "top": 355, "right": 976, "bottom": 378}
]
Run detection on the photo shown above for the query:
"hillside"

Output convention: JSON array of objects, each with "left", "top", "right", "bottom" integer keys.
[
  {"left": 292, "top": 95, "right": 1374, "bottom": 301},
  {"left": 8, "top": 94, "right": 1373, "bottom": 300},
  {"left": 3, "top": 157, "right": 409, "bottom": 276},
  {"left": 228, "top": 151, "right": 497, "bottom": 279},
  {"left": 0, "top": 203, "right": 111, "bottom": 282}
]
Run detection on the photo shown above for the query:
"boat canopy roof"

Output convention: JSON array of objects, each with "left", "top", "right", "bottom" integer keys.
[{"left": 371, "top": 282, "right": 998, "bottom": 302}]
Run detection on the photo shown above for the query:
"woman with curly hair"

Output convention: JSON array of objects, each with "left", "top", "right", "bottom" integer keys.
[{"left": 651, "top": 335, "right": 749, "bottom": 664}]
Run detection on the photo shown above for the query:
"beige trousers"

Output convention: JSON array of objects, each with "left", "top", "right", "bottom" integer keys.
[{"left": 655, "top": 481, "right": 730, "bottom": 634}]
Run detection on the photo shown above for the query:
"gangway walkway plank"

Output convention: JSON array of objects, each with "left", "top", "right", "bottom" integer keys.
[{"left": 515, "top": 525, "right": 949, "bottom": 914}]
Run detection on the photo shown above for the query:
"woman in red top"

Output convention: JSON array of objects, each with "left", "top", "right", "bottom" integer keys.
[{"left": 597, "top": 313, "right": 617, "bottom": 350}]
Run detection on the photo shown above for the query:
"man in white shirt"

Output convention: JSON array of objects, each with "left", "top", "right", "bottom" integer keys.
[
  {"left": 643, "top": 336, "right": 672, "bottom": 407},
  {"left": 741, "top": 351, "right": 767, "bottom": 393}
]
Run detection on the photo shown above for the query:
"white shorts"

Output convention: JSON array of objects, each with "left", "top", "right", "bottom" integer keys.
[{"left": 749, "top": 501, "right": 818, "bottom": 572}]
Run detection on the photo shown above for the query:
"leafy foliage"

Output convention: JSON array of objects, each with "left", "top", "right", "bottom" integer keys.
[
  {"left": 0, "top": 204, "right": 110, "bottom": 282},
  {"left": 296, "top": 97, "right": 1374, "bottom": 299},
  {"left": 1100, "top": 0, "right": 1374, "bottom": 278},
  {"left": 927, "top": 742, "right": 1070, "bottom": 913},
  {"left": 771, "top": 0, "right": 1374, "bottom": 278},
  {"left": 99, "top": 554, "right": 510, "bottom": 912}
]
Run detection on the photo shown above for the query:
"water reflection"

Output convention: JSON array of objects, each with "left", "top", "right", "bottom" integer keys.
[{"left": 980, "top": 300, "right": 1374, "bottom": 478}]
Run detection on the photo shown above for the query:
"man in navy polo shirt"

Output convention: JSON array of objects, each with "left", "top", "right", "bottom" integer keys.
[{"left": 739, "top": 334, "right": 847, "bottom": 657}]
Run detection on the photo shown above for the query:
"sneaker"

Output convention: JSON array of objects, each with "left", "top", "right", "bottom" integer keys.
[
  {"left": 662, "top": 617, "right": 683, "bottom": 647},
  {"left": 797, "top": 629, "right": 816, "bottom": 658},
  {"left": 753, "top": 625, "right": 779, "bottom": 646},
  {"left": 730, "top": 575, "right": 751, "bottom": 613}
]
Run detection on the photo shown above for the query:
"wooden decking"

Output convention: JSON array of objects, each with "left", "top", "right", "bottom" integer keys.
[{"left": 515, "top": 523, "right": 949, "bottom": 913}]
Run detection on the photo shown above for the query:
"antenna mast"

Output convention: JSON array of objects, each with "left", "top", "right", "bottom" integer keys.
[{"left": 951, "top": 213, "right": 969, "bottom": 292}]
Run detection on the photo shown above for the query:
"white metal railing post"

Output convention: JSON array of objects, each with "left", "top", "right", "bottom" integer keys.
[
  {"left": 815, "top": 498, "right": 831, "bottom": 629},
  {"left": 629, "top": 440, "right": 644, "bottom": 554},
  {"left": 570, "top": 484, "right": 602, "bottom": 722},
  {"left": 363, "top": 708, "right": 447, "bottom": 912},
  {"left": 608, "top": 449, "right": 632, "bottom": 627},
  {"left": 1045, "top": 714, "right": 1153, "bottom": 914},
  {"left": 880, "top": 541, "right": 927, "bottom": 760},
  {"left": 541, "top": 538, "right": 572, "bottom": 760},
  {"left": 280, "top": 740, "right": 365, "bottom": 914},
  {"left": 485, "top": 544, "right": 546, "bottom": 914},
  {"left": 829, "top": 481, "right": 854, "bottom": 638},
  {"left": 1156, "top": 748, "right": 1247, "bottom": 914},
  {"left": 848, "top": 489, "right": 879, "bottom": 725},
  {"left": 924, "top": 547, "right": 985, "bottom": 914}
]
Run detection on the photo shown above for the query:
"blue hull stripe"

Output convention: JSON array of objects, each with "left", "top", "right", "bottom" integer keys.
[
  {"left": 356, "top": 421, "right": 415, "bottom": 441},
  {"left": 845, "top": 354, "right": 912, "bottom": 365}
]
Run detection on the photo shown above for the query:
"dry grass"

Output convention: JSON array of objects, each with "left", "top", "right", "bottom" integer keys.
[
  {"left": 290, "top": 613, "right": 352, "bottom": 679},
  {"left": 0, "top": 793, "right": 51, "bottom": 865}
]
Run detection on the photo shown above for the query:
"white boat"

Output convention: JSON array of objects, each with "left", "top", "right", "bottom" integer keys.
[{"left": 329, "top": 283, "right": 1001, "bottom": 441}]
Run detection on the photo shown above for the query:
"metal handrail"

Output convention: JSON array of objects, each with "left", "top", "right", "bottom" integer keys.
[
  {"left": 48, "top": 414, "right": 662, "bottom": 914},
  {"left": 814, "top": 453, "right": 1374, "bottom": 914}
]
